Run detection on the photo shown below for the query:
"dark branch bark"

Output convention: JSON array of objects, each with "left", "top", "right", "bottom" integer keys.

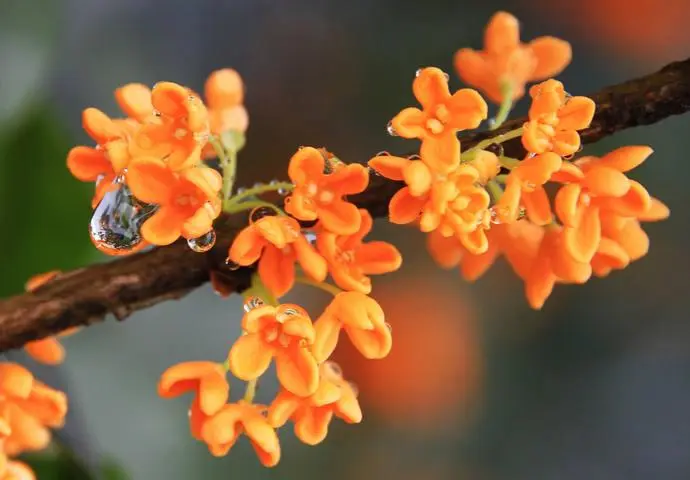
[{"left": 1, "top": 57, "right": 689, "bottom": 352}]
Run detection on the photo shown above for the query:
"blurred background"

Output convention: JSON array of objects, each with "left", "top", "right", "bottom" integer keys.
[{"left": 1, "top": 0, "right": 689, "bottom": 478}]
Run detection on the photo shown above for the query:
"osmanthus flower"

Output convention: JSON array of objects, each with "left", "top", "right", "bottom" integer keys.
[
  {"left": 316, "top": 209, "right": 402, "bottom": 294},
  {"left": 23, "top": 271, "right": 79, "bottom": 366},
  {"left": 554, "top": 146, "right": 655, "bottom": 263},
  {"left": 284, "top": 147, "right": 369, "bottom": 235},
  {"left": 200, "top": 401, "right": 280, "bottom": 467},
  {"left": 495, "top": 152, "right": 563, "bottom": 225},
  {"left": 522, "top": 79, "right": 596, "bottom": 156},
  {"left": 204, "top": 69, "right": 248, "bottom": 141},
  {"left": 126, "top": 157, "right": 222, "bottom": 245},
  {"left": 0, "top": 461, "right": 36, "bottom": 480},
  {"left": 389, "top": 67, "right": 488, "bottom": 173},
  {"left": 311, "top": 291, "right": 392, "bottom": 363},
  {"left": 129, "top": 81, "right": 210, "bottom": 171},
  {"left": 114, "top": 83, "right": 155, "bottom": 123},
  {"left": 268, "top": 361, "right": 362, "bottom": 446},
  {"left": 228, "top": 216, "right": 327, "bottom": 297},
  {"left": 66, "top": 108, "right": 138, "bottom": 207},
  {"left": 454, "top": 11, "right": 572, "bottom": 103},
  {"left": 228, "top": 303, "right": 320, "bottom": 397}
]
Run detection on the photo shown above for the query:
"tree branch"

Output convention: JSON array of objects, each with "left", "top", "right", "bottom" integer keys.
[{"left": 1, "top": 57, "right": 689, "bottom": 352}]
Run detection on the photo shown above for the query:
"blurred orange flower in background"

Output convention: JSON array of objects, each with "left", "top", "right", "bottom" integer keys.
[{"left": 332, "top": 277, "right": 482, "bottom": 431}]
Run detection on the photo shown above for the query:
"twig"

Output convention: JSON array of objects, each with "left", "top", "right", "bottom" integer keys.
[{"left": 0, "top": 57, "right": 688, "bottom": 352}]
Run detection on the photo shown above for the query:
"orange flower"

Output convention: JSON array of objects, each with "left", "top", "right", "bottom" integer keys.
[
  {"left": 495, "top": 152, "right": 563, "bottom": 225},
  {"left": 1, "top": 461, "right": 35, "bottom": 480},
  {"left": 228, "top": 304, "right": 319, "bottom": 397},
  {"left": 268, "top": 361, "right": 362, "bottom": 445},
  {"left": 316, "top": 210, "right": 402, "bottom": 294},
  {"left": 11, "top": 382, "right": 67, "bottom": 429},
  {"left": 158, "top": 361, "right": 229, "bottom": 418},
  {"left": 115, "top": 83, "right": 155, "bottom": 123},
  {"left": 554, "top": 146, "right": 654, "bottom": 263},
  {"left": 284, "top": 147, "right": 369, "bottom": 235},
  {"left": 205, "top": 69, "right": 248, "bottom": 136},
  {"left": 66, "top": 108, "right": 138, "bottom": 208},
  {"left": 390, "top": 67, "right": 487, "bottom": 173},
  {"left": 0, "top": 364, "right": 33, "bottom": 400},
  {"left": 131, "top": 81, "right": 209, "bottom": 171},
  {"left": 200, "top": 401, "right": 280, "bottom": 467},
  {"left": 228, "top": 216, "right": 327, "bottom": 297},
  {"left": 522, "top": 79, "right": 596, "bottom": 156},
  {"left": 454, "top": 11, "right": 572, "bottom": 103},
  {"left": 370, "top": 154, "right": 492, "bottom": 254},
  {"left": 126, "top": 158, "right": 222, "bottom": 245},
  {"left": 312, "top": 292, "right": 391, "bottom": 363}
]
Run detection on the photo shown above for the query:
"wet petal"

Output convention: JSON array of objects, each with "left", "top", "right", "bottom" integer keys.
[
  {"left": 324, "top": 163, "right": 369, "bottom": 195},
  {"left": 311, "top": 314, "right": 343, "bottom": 364},
  {"left": 275, "top": 347, "right": 319, "bottom": 397},
  {"left": 311, "top": 378, "right": 342, "bottom": 407},
  {"left": 183, "top": 166, "right": 223, "bottom": 198},
  {"left": 287, "top": 147, "right": 325, "bottom": 185},
  {"left": 228, "top": 334, "right": 273, "bottom": 381},
  {"left": 294, "top": 408, "right": 333, "bottom": 446},
  {"left": 141, "top": 207, "right": 184, "bottom": 246},
  {"left": 127, "top": 156, "right": 177, "bottom": 204},
  {"left": 282, "top": 314, "right": 316, "bottom": 345},
  {"left": 229, "top": 226, "right": 266, "bottom": 265},
  {"left": 529, "top": 36, "right": 572, "bottom": 80},
  {"left": 413, "top": 67, "right": 451, "bottom": 110},
  {"left": 268, "top": 391, "right": 301, "bottom": 428},
  {"left": 66, "top": 146, "right": 113, "bottom": 182},
  {"left": 115, "top": 83, "right": 153, "bottom": 121},
  {"left": 447, "top": 89, "right": 488, "bottom": 130},
  {"left": 563, "top": 206, "right": 601, "bottom": 263},
  {"left": 597, "top": 146, "right": 653, "bottom": 173},
  {"left": 420, "top": 133, "right": 461, "bottom": 174},
  {"left": 317, "top": 200, "right": 361, "bottom": 236},
  {"left": 388, "top": 187, "right": 426, "bottom": 224},
  {"left": 390, "top": 107, "right": 426, "bottom": 138},
  {"left": 355, "top": 241, "right": 402, "bottom": 274},
  {"left": 258, "top": 245, "right": 296, "bottom": 298},
  {"left": 583, "top": 166, "right": 630, "bottom": 197},
  {"left": 368, "top": 155, "right": 409, "bottom": 181},
  {"left": 242, "top": 305, "right": 278, "bottom": 333}
]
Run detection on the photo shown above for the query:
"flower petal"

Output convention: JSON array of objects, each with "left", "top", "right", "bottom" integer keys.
[
  {"left": 345, "top": 322, "right": 392, "bottom": 360},
  {"left": 151, "top": 81, "right": 189, "bottom": 118},
  {"left": 563, "top": 206, "right": 601, "bottom": 263},
  {"left": 459, "top": 241, "right": 499, "bottom": 282},
  {"left": 529, "top": 36, "right": 572, "bottom": 80},
  {"left": 485, "top": 11, "right": 519, "bottom": 51},
  {"left": 334, "top": 384, "right": 362, "bottom": 424},
  {"left": 596, "top": 237, "right": 630, "bottom": 270},
  {"left": 403, "top": 161, "right": 432, "bottom": 197},
  {"left": 454, "top": 50, "right": 497, "bottom": 102},
  {"left": 268, "top": 391, "right": 302, "bottom": 428},
  {"left": 287, "top": 147, "right": 325, "bottom": 185},
  {"left": 522, "top": 187, "right": 553, "bottom": 225},
  {"left": 413, "top": 67, "right": 451, "bottom": 110},
  {"left": 66, "top": 146, "right": 113, "bottom": 182},
  {"left": 447, "top": 89, "right": 488, "bottom": 130},
  {"left": 311, "top": 314, "right": 342, "bottom": 364},
  {"left": 583, "top": 166, "right": 630, "bottom": 197},
  {"left": 390, "top": 107, "right": 427, "bottom": 138},
  {"left": 388, "top": 187, "right": 425, "bottom": 224},
  {"left": 555, "top": 183, "right": 582, "bottom": 227},
  {"left": 82, "top": 108, "right": 120, "bottom": 144},
  {"left": 551, "top": 161, "right": 584, "bottom": 183},
  {"left": 258, "top": 245, "right": 296, "bottom": 298},
  {"left": 275, "top": 347, "right": 319, "bottom": 397},
  {"left": 355, "top": 241, "right": 402, "bottom": 274},
  {"left": 115, "top": 83, "right": 153, "bottom": 122},
  {"left": 293, "top": 236, "right": 328, "bottom": 282},
  {"left": 552, "top": 129, "right": 581, "bottom": 157},
  {"left": 458, "top": 228, "right": 489, "bottom": 255},
  {"left": 0, "top": 364, "right": 33, "bottom": 398},
  {"left": 595, "top": 180, "right": 651, "bottom": 217},
  {"left": 227, "top": 334, "right": 273, "bottom": 381},
  {"left": 317, "top": 200, "right": 361, "bottom": 236},
  {"left": 557, "top": 96, "right": 595, "bottom": 131},
  {"left": 242, "top": 411, "right": 281, "bottom": 468},
  {"left": 294, "top": 408, "right": 333, "bottom": 446},
  {"left": 368, "top": 155, "right": 410, "bottom": 181},
  {"left": 205, "top": 68, "right": 244, "bottom": 108},
  {"left": 140, "top": 207, "right": 184, "bottom": 246},
  {"left": 24, "top": 338, "right": 64, "bottom": 366},
  {"left": 637, "top": 197, "right": 670, "bottom": 222},
  {"left": 127, "top": 156, "right": 177, "bottom": 204},
  {"left": 324, "top": 163, "right": 369, "bottom": 195},
  {"left": 596, "top": 146, "right": 653, "bottom": 173},
  {"left": 420, "top": 132, "right": 461, "bottom": 174},
  {"left": 426, "top": 230, "right": 463, "bottom": 269},
  {"left": 228, "top": 226, "right": 266, "bottom": 265},
  {"left": 198, "top": 371, "right": 230, "bottom": 416},
  {"left": 524, "top": 254, "right": 556, "bottom": 310}
]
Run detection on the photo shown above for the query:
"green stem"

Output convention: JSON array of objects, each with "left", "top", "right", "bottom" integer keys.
[
  {"left": 490, "top": 81, "right": 514, "bottom": 131},
  {"left": 465, "top": 127, "right": 524, "bottom": 155},
  {"left": 209, "top": 135, "right": 238, "bottom": 202},
  {"left": 244, "top": 378, "right": 258, "bottom": 403},
  {"left": 223, "top": 199, "right": 285, "bottom": 216},
  {"left": 498, "top": 155, "right": 521, "bottom": 169},
  {"left": 226, "top": 182, "right": 294, "bottom": 207},
  {"left": 486, "top": 180, "right": 504, "bottom": 203},
  {"left": 295, "top": 276, "right": 342, "bottom": 296},
  {"left": 495, "top": 174, "right": 509, "bottom": 183}
]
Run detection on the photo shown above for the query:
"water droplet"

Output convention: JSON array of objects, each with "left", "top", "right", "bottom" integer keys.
[
  {"left": 303, "top": 231, "right": 317, "bottom": 244},
  {"left": 517, "top": 207, "right": 527, "bottom": 219},
  {"left": 249, "top": 206, "right": 277, "bottom": 223},
  {"left": 485, "top": 143, "right": 504, "bottom": 157},
  {"left": 385, "top": 322, "right": 392, "bottom": 332},
  {"left": 243, "top": 296, "right": 265, "bottom": 312},
  {"left": 324, "top": 360, "right": 343, "bottom": 377},
  {"left": 386, "top": 121, "right": 398, "bottom": 137},
  {"left": 277, "top": 186, "right": 289, "bottom": 196},
  {"left": 236, "top": 187, "right": 247, "bottom": 195},
  {"left": 576, "top": 144, "right": 584, "bottom": 153},
  {"left": 298, "top": 145, "right": 306, "bottom": 150},
  {"left": 152, "top": 109, "right": 161, "bottom": 118},
  {"left": 89, "top": 177, "right": 157, "bottom": 256},
  {"left": 187, "top": 230, "right": 216, "bottom": 252},
  {"left": 224, "top": 257, "right": 241, "bottom": 270},
  {"left": 563, "top": 153, "right": 575, "bottom": 160},
  {"left": 489, "top": 207, "right": 501, "bottom": 224},
  {"left": 375, "top": 151, "right": 391, "bottom": 157},
  {"left": 253, "top": 182, "right": 263, "bottom": 189},
  {"left": 442, "top": 72, "right": 450, "bottom": 82},
  {"left": 367, "top": 166, "right": 382, "bottom": 177},
  {"left": 407, "top": 154, "right": 421, "bottom": 160},
  {"left": 269, "top": 179, "right": 280, "bottom": 186},
  {"left": 415, "top": 68, "right": 423, "bottom": 78}
]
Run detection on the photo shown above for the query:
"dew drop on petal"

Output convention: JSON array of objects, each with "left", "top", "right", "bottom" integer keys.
[
  {"left": 187, "top": 230, "right": 216, "bottom": 253},
  {"left": 243, "top": 296, "right": 265, "bottom": 312},
  {"left": 485, "top": 143, "right": 504, "bottom": 157},
  {"left": 277, "top": 187, "right": 289, "bottom": 196},
  {"left": 517, "top": 207, "right": 527, "bottom": 220},
  {"left": 385, "top": 322, "right": 392, "bottom": 332},
  {"left": 415, "top": 68, "right": 423, "bottom": 78},
  {"left": 303, "top": 231, "right": 317, "bottom": 244},
  {"left": 386, "top": 121, "right": 398, "bottom": 137},
  {"left": 489, "top": 207, "right": 501, "bottom": 224},
  {"left": 236, "top": 187, "right": 246, "bottom": 195},
  {"left": 442, "top": 71, "right": 450, "bottom": 82},
  {"left": 253, "top": 182, "right": 263, "bottom": 189},
  {"left": 224, "top": 258, "right": 241, "bottom": 270},
  {"left": 269, "top": 179, "right": 280, "bottom": 186},
  {"left": 367, "top": 166, "right": 382, "bottom": 177},
  {"left": 89, "top": 176, "right": 158, "bottom": 256},
  {"left": 407, "top": 153, "right": 421, "bottom": 160},
  {"left": 376, "top": 151, "right": 391, "bottom": 157},
  {"left": 249, "top": 206, "right": 277, "bottom": 223}
]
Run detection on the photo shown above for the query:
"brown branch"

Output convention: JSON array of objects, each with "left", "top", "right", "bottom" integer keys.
[{"left": 0, "top": 57, "right": 689, "bottom": 352}]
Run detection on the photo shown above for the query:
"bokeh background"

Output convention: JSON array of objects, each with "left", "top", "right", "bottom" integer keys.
[{"left": 2, "top": 0, "right": 690, "bottom": 478}]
